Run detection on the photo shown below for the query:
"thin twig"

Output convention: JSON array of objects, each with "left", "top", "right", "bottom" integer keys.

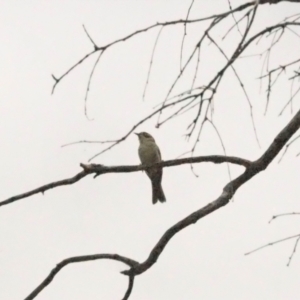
[
  {"left": 61, "top": 139, "right": 118, "bottom": 148},
  {"left": 84, "top": 50, "right": 105, "bottom": 120},
  {"left": 88, "top": 94, "right": 198, "bottom": 161},
  {"left": 51, "top": 50, "right": 98, "bottom": 94},
  {"left": 190, "top": 46, "right": 201, "bottom": 90},
  {"left": 143, "top": 26, "right": 163, "bottom": 101},
  {"left": 180, "top": 0, "right": 195, "bottom": 71},
  {"left": 245, "top": 234, "right": 300, "bottom": 256},
  {"left": 227, "top": 0, "right": 243, "bottom": 37},
  {"left": 278, "top": 133, "right": 300, "bottom": 162},
  {"left": 52, "top": 2, "right": 255, "bottom": 94},
  {"left": 82, "top": 24, "right": 99, "bottom": 49},
  {"left": 207, "top": 33, "right": 260, "bottom": 147},
  {"left": 207, "top": 119, "right": 232, "bottom": 184},
  {"left": 222, "top": 9, "right": 250, "bottom": 40},
  {"left": 269, "top": 212, "right": 300, "bottom": 223},
  {"left": 287, "top": 235, "right": 300, "bottom": 266},
  {"left": 279, "top": 85, "right": 300, "bottom": 116}
]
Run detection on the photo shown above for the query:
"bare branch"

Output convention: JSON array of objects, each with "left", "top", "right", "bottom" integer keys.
[
  {"left": 123, "top": 107, "right": 300, "bottom": 275},
  {"left": 207, "top": 118, "right": 232, "bottom": 183},
  {"left": 269, "top": 211, "right": 300, "bottom": 223},
  {"left": 188, "top": 100, "right": 211, "bottom": 161},
  {"left": 53, "top": 6, "right": 300, "bottom": 164},
  {"left": 52, "top": 2, "right": 255, "bottom": 94},
  {"left": 155, "top": 96, "right": 199, "bottom": 128},
  {"left": 279, "top": 85, "right": 300, "bottom": 116},
  {"left": 278, "top": 133, "right": 300, "bottom": 162},
  {"left": 82, "top": 154, "right": 251, "bottom": 178},
  {"left": 61, "top": 139, "right": 118, "bottom": 148},
  {"left": 287, "top": 235, "right": 300, "bottom": 266},
  {"left": 0, "top": 171, "right": 88, "bottom": 208},
  {"left": 190, "top": 46, "right": 201, "bottom": 90},
  {"left": 222, "top": 8, "right": 250, "bottom": 40},
  {"left": 241, "top": 23, "right": 300, "bottom": 57},
  {"left": 84, "top": 50, "right": 105, "bottom": 120},
  {"left": 51, "top": 50, "right": 98, "bottom": 94},
  {"left": 82, "top": 24, "right": 99, "bottom": 50},
  {"left": 286, "top": 26, "right": 300, "bottom": 39},
  {"left": 24, "top": 254, "right": 138, "bottom": 300},
  {"left": 142, "top": 26, "right": 163, "bottom": 101},
  {"left": 226, "top": 0, "right": 243, "bottom": 37},
  {"left": 259, "top": 58, "right": 300, "bottom": 79},
  {"left": 180, "top": 0, "right": 195, "bottom": 71},
  {"left": 260, "top": 0, "right": 300, "bottom": 4},
  {"left": 184, "top": 5, "right": 259, "bottom": 145},
  {"left": 122, "top": 275, "right": 135, "bottom": 300},
  {"left": 87, "top": 94, "right": 199, "bottom": 161},
  {"left": 0, "top": 155, "right": 251, "bottom": 208},
  {"left": 262, "top": 28, "right": 286, "bottom": 114},
  {"left": 206, "top": 33, "right": 260, "bottom": 147},
  {"left": 24, "top": 107, "right": 300, "bottom": 297},
  {"left": 244, "top": 234, "right": 300, "bottom": 256},
  {"left": 160, "top": 34, "right": 201, "bottom": 110}
]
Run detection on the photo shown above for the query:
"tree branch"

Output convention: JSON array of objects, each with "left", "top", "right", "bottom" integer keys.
[
  {"left": 269, "top": 211, "right": 300, "bottom": 223},
  {"left": 0, "top": 171, "right": 88, "bottom": 208},
  {"left": 0, "top": 155, "right": 250, "bottom": 208},
  {"left": 122, "top": 275, "right": 135, "bottom": 300},
  {"left": 261, "top": 0, "right": 300, "bottom": 3},
  {"left": 25, "top": 108, "right": 300, "bottom": 299},
  {"left": 123, "top": 108, "right": 300, "bottom": 275},
  {"left": 51, "top": 2, "right": 255, "bottom": 94},
  {"left": 4, "top": 101, "right": 300, "bottom": 209},
  {"left": 24, "top": 254, "right": 138, "bottom": 300}
]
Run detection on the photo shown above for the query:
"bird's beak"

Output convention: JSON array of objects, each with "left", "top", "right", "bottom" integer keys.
[{"left": 134, "top": 133, "right": 139, "bottom": 136}]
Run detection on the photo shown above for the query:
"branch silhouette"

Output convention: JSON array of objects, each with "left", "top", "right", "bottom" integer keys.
[
  {"left": 0, "top": 155, "right": 250, "bottom": 208},
  {"left": 24, "top": 254, "right": 138, "bottom": 300},
  {"left": 12, "top": 1, "right": 300, "bottom": 299},
  {"left": 25, "top": 108, "right": 300, "bottom": 299},
  {"left": 51, "top": 1, "right": 255, "bottom": 94},
  {"left": 63, "top": 19, "right": 300, "bottom": 162}
]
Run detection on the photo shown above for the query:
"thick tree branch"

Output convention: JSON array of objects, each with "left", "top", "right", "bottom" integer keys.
[
  {"left": 0, "top": 155, "right": 250, "bottom": 208},
  {"left": 26, "top": 108, "right": 300, "bottom": 299},
  {"left": 123, "top": 108, "right": 300, "bottom": 275},
  {"left": 24, "top": 254, "right": 138, "bottom": 300},
  {"left": 122, "top": 275, "right": 135, "bottom": 300},
  {"left": 261, "top": 0, "right": 300, "bottom": 3}
]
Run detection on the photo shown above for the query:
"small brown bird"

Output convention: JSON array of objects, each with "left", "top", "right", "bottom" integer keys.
[{"left": 135, "top": 132, "right": 166, "bottom": 204}]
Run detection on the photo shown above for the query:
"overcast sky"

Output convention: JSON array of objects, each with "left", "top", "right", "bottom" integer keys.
[{"left": 1, "top": 1, "right": 300, "bottom": 299}]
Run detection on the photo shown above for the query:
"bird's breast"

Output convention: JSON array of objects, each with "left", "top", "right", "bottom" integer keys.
[{"left": 138, "top": 143, "right": 160, "bottom": 165}]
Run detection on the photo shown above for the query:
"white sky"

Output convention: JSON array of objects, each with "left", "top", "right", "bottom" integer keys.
[{"left": 1, "top": 1, "right": 300, "bottom": 299}]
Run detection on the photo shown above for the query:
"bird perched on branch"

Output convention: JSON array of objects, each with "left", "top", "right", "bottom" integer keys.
[{"left": 135, "top": 132, "right": 166, "bottom": 204}]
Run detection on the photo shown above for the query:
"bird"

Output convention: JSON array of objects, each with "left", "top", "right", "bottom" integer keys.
[{"left": 135, "top": 132, "right": 166, "bottom": 204}]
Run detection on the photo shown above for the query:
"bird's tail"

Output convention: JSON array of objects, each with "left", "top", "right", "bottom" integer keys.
[{"left": 152, "top": 181, "right": 166, "bottom": 204}]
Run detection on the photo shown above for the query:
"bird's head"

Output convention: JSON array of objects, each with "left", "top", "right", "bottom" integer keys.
[{"left": 135, "top": 132, "right": 155, "bottom": 143}]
